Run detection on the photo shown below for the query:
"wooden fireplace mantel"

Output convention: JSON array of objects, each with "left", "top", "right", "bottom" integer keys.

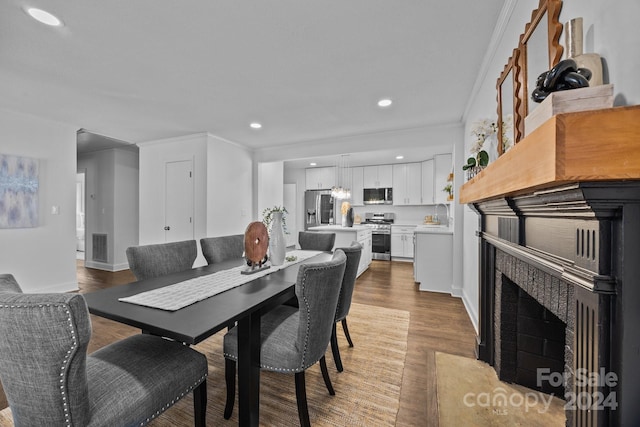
[{"left": 459, "top": 105, "right": 640, "bottom": 204}]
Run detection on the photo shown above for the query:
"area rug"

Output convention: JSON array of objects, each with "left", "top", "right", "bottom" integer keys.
[
  {"left": 0, "top": 303, "right": 410, "bottom": 426},
  {"left": 435, "top": 352, "right": 566, "bottom": 426}
]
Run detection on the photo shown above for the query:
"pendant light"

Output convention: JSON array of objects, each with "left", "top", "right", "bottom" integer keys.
[{"left": 331, "top": 155, "right": 351, "bottom": 200}]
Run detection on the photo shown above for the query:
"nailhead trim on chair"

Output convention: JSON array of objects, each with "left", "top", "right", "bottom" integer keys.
[
  {"left": 1, "top": 302, "right": 207, "bottom": 427},
  {"left": 140, "top": 374, "right": 207, "bottom": 426},
  {"left": 0, "top": 302, "right": 78, "bottom": 427}
]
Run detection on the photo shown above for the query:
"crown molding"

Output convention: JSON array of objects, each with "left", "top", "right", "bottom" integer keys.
[{"left": 462, "top": 0, "right": 518, "bottom": 122}]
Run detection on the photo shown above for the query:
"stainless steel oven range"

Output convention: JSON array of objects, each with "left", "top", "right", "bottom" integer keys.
[{"left": 363, "top": 212, "right": 394, "bottom": 260}]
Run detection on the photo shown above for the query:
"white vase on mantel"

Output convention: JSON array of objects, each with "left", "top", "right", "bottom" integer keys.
[
  {"left": 269, "top": 211, "right": 286, "bottom": 266},
  {"left": 565, "top": 17, "right": 603, "bottom": 86}
]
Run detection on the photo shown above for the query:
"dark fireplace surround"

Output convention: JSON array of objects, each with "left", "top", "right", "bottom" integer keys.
[{"left": 472, "top": 182, "right": 640, "bottom": 426}]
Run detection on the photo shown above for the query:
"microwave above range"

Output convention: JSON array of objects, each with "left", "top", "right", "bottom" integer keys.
[{"left": 363, "top": 188, "right": 393, "bottom": 205}]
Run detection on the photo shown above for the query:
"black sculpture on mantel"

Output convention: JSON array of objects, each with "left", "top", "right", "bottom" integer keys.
[{"left": 531, "top": 58, "right": 592, "bottom": 103}]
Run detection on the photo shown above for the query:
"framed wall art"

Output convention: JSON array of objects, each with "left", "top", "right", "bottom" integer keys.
[{"left": 0, "top": 154, "right": 39, "bottom": 228}]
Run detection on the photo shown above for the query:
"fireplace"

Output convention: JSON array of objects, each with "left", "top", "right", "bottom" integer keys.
[
  {"left": 469, "top": 182, "right": 639, "bottom": 426},
  {"left": 460, "top": 107, "right": 640, "bottom": 426}
]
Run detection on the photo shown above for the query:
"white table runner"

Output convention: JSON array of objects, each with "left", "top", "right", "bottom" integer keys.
[{"left": 118, "top": 250, "right": 323, "bottom": 311}]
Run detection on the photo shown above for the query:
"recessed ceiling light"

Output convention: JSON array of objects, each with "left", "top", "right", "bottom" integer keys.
[
  {"left": 396, "top": 155, "right": 404, "bottom": 160},
  {"left": 378, "top": 99, "right": 392, "bottom": 107},
  {"left": 25, "top": 7, "right": 63, "bottom": 26},
  {"left": 250, "top": 122, "right": 262, "bottom": 129},
  {"left": 309, "top": 162, "right": 317, "bottom": 166}
]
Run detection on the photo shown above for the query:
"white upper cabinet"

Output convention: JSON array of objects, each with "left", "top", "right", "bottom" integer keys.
[
  {"left": 350, "top": 166, "right": 364, "bottom": 206},
  {"left": 393, "top": 163, "right": 422, "bottom": 205},
  {"left": 363, "top": 164, "right": 393, "bottom": 188},
  {"left": 421, "top": 158, "right": 435, "bottom": 204},
  {"left": 433, "top": 153, "right": 453, "bottom": 204},
  {"left": 305, "top": 167, "right": 335, "bottom": 190}
]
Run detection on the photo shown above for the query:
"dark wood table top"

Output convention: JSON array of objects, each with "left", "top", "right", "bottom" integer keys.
[{"left": 84, "top": 253, "right": 332, "bottom": 344}]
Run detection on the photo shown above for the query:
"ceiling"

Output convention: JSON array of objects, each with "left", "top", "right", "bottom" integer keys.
[{"left": 1, "top": 1, "right": 505, "bottom": 162}]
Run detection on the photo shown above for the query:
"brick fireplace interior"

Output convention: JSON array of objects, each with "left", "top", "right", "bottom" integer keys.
[{"left": 495, "top": 263, "right": 570, "bottom": 397}]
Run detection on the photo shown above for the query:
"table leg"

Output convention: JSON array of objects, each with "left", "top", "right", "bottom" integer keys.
[{"left": 237, "top": 312, "right": 261, "bottom": 427}]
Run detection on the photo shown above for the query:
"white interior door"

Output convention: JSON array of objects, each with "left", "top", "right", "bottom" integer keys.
[{"left": 165, "top": 160, "right": 194, "bottom": 242}]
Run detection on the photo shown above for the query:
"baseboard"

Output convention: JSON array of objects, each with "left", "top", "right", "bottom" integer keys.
[
  {"left": 461, "top": 289, "right": 479, "bottom": 334},
  {"left": 84, "top": 260, "right": 130, "bottom": 272},
  {"left": 450, "top": 286, "right": 463, "bottom": 298},
  {"left": 391, "top": 257, "right": 413, "bottom": 263}
]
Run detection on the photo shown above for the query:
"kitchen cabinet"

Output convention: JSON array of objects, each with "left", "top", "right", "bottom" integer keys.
[
  {"left": 433, "top": 153, "right": 452, "bottom": 204},
  {"left": 351, "top": 166, "right": 364, "bottom": 206},
  {"left": 420, "top": 154, "right": 451, "bottom": 205},
  {"left": 363, "top": 165, "right": 393, "bottom": 188},
  {"left": 356, "top": 228, "right": 373, "bottom": 276},
  {"left": 307, "top": 225, "right": 372, "bottom": 277},
  {"left": 391, "top": 225, "right": 415, "bottom": 259},
  {"left": 305, "top": 167, "right": 335, "bottom": 190},
  {"left": 421, "top": 159, "right": 435, "bottom": 204},
  {"left": 413, "top": 227, "right": 453, "bottom": 293},
  {"left": 392, "top": 163, "right": 422, "bottom": 205}
]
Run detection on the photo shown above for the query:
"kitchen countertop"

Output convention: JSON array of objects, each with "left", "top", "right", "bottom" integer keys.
[
  {"left": 307, "top": 225, "right": 371, "bottom": 232},
  {"left": 414, "top": 224, "right": 453, "bottom": 235}
]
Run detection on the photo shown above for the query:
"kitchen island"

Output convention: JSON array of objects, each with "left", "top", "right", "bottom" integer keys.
[
  {"left": 413, "top": 225, "right": 453, "bottom": 293},
  {"left": 307, "top": 225, "right": 372, "bottom": 276}
]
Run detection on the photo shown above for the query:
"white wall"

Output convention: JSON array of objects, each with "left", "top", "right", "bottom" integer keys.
[
  {"left": 284, "top": 167, "right": 306, "bottom": 236},
  {"left": 460, "top": 0, "right": 640, "bottom": 331},
  {"left": 257, "top": 161, "right": 284, "bottom": 220},
  {"left": 206, "top": 135, "right": 253, "bottom": 236},
  {"left": 283, "top": 183, "right": 297, "bottom": 247},
  {"left": 0, "top": 110, "right": 78, "bottom": 292},
  {"left": 113, "top": 149, "right": 139, "bottom": 269}
]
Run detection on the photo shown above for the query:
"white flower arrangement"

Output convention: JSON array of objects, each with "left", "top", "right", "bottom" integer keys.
[
  {"left": 464, "top": 115, "right": 514, "bottom": 174},
  {"left": 501, "top": 114, "right": 514, "bottom": 153},
  {"left": 464, "top": 119, "right": 496, "bottom": 172}
]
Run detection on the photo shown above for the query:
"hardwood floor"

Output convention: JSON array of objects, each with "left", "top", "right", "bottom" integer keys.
[
  {"left": 354, "top": 260, "right": 477, "bottom": 425},
  {"left": 1, "top": 259, "right": 477, "bottom": 426}
]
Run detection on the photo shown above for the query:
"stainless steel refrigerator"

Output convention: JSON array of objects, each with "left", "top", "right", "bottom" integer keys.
[{"left": 304, "top": 190, "right": 335, "bottom": 230}]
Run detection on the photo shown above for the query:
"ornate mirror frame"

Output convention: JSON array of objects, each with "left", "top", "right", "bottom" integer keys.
[
  {"left": 517, "top": 0, "right": 564, "bottom": 137},
  {"left": 497, "top": 48, "right": 521, "bottom": 155}
]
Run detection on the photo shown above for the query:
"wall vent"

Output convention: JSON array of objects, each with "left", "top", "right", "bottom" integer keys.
[{"left": 92, "top": 233, "right": 108, "bottom": 262}]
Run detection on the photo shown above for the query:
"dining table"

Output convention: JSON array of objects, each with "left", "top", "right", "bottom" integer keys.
[{"left": 83, "top": 250, "right": 332, "bottom": 427}]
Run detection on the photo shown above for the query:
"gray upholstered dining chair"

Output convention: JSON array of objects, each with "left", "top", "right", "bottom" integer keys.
[
  {"left": 200, "top": 234, "right": 244, "bottom": 265},
  {"left": 126, "top": 239, "right": 197, "bottom": 280},
  {"left": 222, "top": 250, "right": 347, "bottom": 427},
  {"left": 330, "top": 241, "right": 362, "bottom": 372},
  {"left": 0, "top": 274, "right": 208, "bottom": 426},
  {"left": 298, "top": 231, "right": 336, "bottom": 251}
]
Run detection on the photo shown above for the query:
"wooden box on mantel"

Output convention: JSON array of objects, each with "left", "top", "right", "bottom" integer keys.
[{"left": 525, "top": 84, "right": 614, "bottom": 136}]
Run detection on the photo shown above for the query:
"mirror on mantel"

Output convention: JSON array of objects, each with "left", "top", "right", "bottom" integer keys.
[
  {"left": 497, "top": 48, "right": 520, "bottom": 155},
  {"left": 517, "top": 0, "right": 564, "bottom": 139}
]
